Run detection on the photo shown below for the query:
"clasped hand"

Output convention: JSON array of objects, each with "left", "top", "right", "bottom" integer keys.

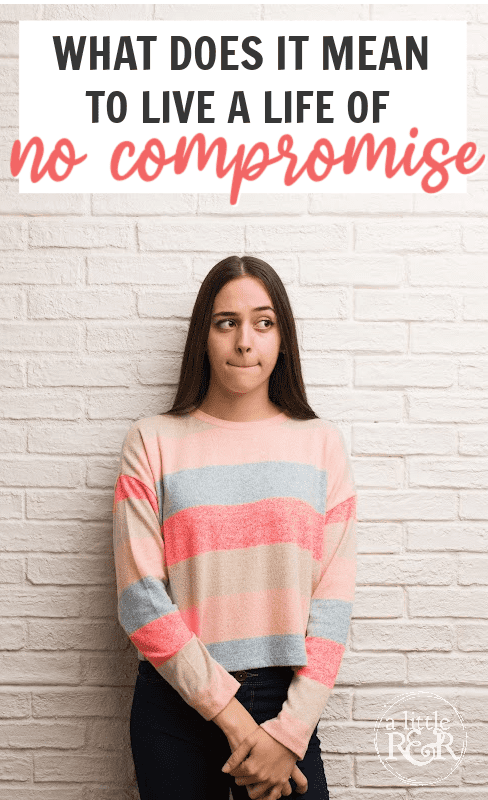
[{"left": 222, "top": 726, "right": 308, "bottom": 800}]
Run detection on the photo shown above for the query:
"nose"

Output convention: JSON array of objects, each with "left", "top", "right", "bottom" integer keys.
[{"left": 235, "top": 322, "right": 252, "bottom": 353}]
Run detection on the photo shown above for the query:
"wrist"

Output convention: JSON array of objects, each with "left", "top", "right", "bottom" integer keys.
[{"left": 212, "top": 696, "right": 258, "bottom": 739}]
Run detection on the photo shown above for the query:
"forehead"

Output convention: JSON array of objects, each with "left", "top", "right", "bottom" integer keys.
[{"left": 213, "top": 276, "right": 273, "bottom": 309}]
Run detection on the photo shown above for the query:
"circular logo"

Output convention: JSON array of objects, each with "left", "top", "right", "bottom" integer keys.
[{"left": 374, "top": 691, "right": 467, "bottom": 786}]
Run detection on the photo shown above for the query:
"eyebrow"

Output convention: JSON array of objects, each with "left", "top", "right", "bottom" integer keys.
[{"left": 212, "top": 306, "right": 275, "bottom": 319}]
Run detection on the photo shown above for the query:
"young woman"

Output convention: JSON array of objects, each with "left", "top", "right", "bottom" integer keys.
[{"left": 113, "top": 256, "right": 357, "bottom": 800}]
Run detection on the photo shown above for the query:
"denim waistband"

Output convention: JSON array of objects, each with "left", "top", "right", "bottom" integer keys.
[
  {"left": 229, "top": 666, "right": 293, "bottom": 683},
  {"left": 138, "top": 660, "right": 293, "bottom": 684}
]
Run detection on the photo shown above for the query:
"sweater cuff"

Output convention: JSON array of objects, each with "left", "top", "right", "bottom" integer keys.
[
  {"left": 177, "top": 661, "right": 242, "bottom": 722},
  {"left": 198, "top": 665, "right": 242, "bottom": 722},
  {"left": 154, "top": 636, "right": 242, "bottom": 722},
  {"left": 259, "top": 713, "right": 311, "bottom": 762}
]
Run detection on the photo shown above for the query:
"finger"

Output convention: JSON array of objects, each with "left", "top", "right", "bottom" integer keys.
[
  {"left": 234, "top": 775, "right": 259, "bottom": 787},
  {"left": 222, "top": 731, "right": 258, "bottom": 774},
  {"left": 249, "top": 778, "right": 291, "bottom": 800},
  {"left": 291, "top": 764, "right": 308, "bottom": 794},
  {"left": 251, "top": 787, "right": 278, "bottom": 800},
  {"left": 246, "top": 782, "right": 271, "bottom": 800}
]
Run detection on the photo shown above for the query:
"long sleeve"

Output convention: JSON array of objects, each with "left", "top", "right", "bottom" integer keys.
[
  {"left": 113, "top": 423, "right": 241, "bottom": 721},
  {"left": 259, "top": 425, "right": 357, "bottom": 761}
]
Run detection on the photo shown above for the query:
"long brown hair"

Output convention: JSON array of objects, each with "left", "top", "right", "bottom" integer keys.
[{"left": 165, "top": 255, "right": 319, "bottom": 421}]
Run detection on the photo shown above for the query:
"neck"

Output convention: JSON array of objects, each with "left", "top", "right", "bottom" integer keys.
[{"left": 198, "top": 388, "right": 282, "bottom": 423}]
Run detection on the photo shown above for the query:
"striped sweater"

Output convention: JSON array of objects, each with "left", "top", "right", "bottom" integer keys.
[{"left": 113, "top": 408, "right": 357, "bottom": 761}]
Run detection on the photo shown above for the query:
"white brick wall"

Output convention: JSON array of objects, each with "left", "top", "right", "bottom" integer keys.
[{"left": 1, "top": 4, "right": 487, "bottom": 799}]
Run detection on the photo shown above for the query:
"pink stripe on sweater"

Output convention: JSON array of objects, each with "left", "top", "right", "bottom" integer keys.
[
  {"left": 114, "top": 536, "right": 167, "bottom": 596},
  {"left": 325, "top": 495, "right": 356, "bottom": 525},
  {"left": 135, "top": 420, "right": 343, "bottom": 483},
  {"left": 295, "top": 637, "right": 345, "bottom": 687},
  {"left": 179, "top": 587, "right": 308, "bottom": 642},
  {"left": 163, "top": 497, "right": 324, "bottom": 565},
  {"left": 313, "top": 556, "right": 356, "bottom": 602},
  {"left": 114, "top": 475, "right": 159, "bottom": 517},
  {"left": 129, "top": 612, "right": 193, "bottom": 668}
]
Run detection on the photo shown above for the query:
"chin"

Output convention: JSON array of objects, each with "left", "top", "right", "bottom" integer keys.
[
  {"left": 227, "top": 383, "right": 255, "bottom": 395},
  {"left": 227, "top": 382, "right": 252, "bottom": 392}
]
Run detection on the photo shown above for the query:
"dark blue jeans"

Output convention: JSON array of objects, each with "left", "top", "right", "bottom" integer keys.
[{"left": 130, "top": 660, "right": 329, "bottom": 800}]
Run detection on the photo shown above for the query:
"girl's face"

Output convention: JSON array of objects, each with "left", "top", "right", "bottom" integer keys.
[{"left": 206, "top": 276, "right": 282, "bottom": 400}]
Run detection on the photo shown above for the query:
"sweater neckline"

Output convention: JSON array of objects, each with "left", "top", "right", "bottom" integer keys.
[{"left": 191, "top": 408, "right": 289, "bottom": 430}]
